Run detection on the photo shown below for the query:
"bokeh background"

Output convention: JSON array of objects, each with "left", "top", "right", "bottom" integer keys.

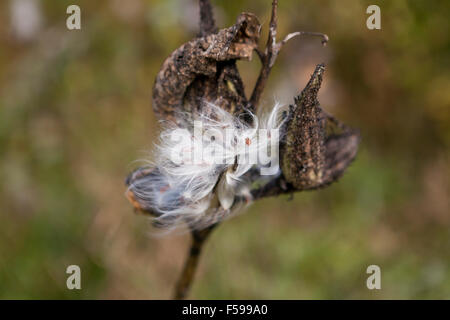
[{"left": 1, "top": 0, "right": 449, "bottom": 299}]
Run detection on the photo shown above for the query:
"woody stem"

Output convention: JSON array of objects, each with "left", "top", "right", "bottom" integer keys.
[
  {"left": 250, "top": 0, "right": 279, "bottom": 110},
  {"left": 173, "top": 225, "right": 216, "bottom": 299},
  {"left": 250, "top": 0, "right": 328, "bottom": 112}
]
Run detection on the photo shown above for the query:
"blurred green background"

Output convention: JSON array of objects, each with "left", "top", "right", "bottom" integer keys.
[{"left": 0, "top": 0, "right": 449, "bottom": 299}]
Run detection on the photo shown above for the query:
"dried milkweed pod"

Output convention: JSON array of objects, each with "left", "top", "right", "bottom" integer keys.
[
  {"left": 152, "top": 12, "right": 261, "bottom": 124},
  {"left": 281, "top": 64, "right": 360, "bottom": 191}
]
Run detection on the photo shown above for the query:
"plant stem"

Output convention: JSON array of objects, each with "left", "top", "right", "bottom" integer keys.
[
  {"left": 173, "top": 225, "right": 216, "bottom": 299},
  {"left": 250, "top": 0, "right": 328, "bottom": 111}
]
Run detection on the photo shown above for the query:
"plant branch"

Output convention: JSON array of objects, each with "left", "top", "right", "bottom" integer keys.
[
  {"left": 199, "top": 0, "right": 217, "bottom": 36},
  {"left": 173, "top": 225, "right": 216, "bottom": 299},
  {"left": 250, "top": 0, "right": 328, "bottom": 111}
]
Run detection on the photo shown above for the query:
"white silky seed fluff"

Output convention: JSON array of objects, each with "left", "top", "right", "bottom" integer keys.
[{"left": 127, "top": 102, "right": 287, "bottom": 230}]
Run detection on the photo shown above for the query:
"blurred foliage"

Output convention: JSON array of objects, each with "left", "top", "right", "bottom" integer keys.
[{"left": 0, "top": 0, "right": 449, "bottom": 299}]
